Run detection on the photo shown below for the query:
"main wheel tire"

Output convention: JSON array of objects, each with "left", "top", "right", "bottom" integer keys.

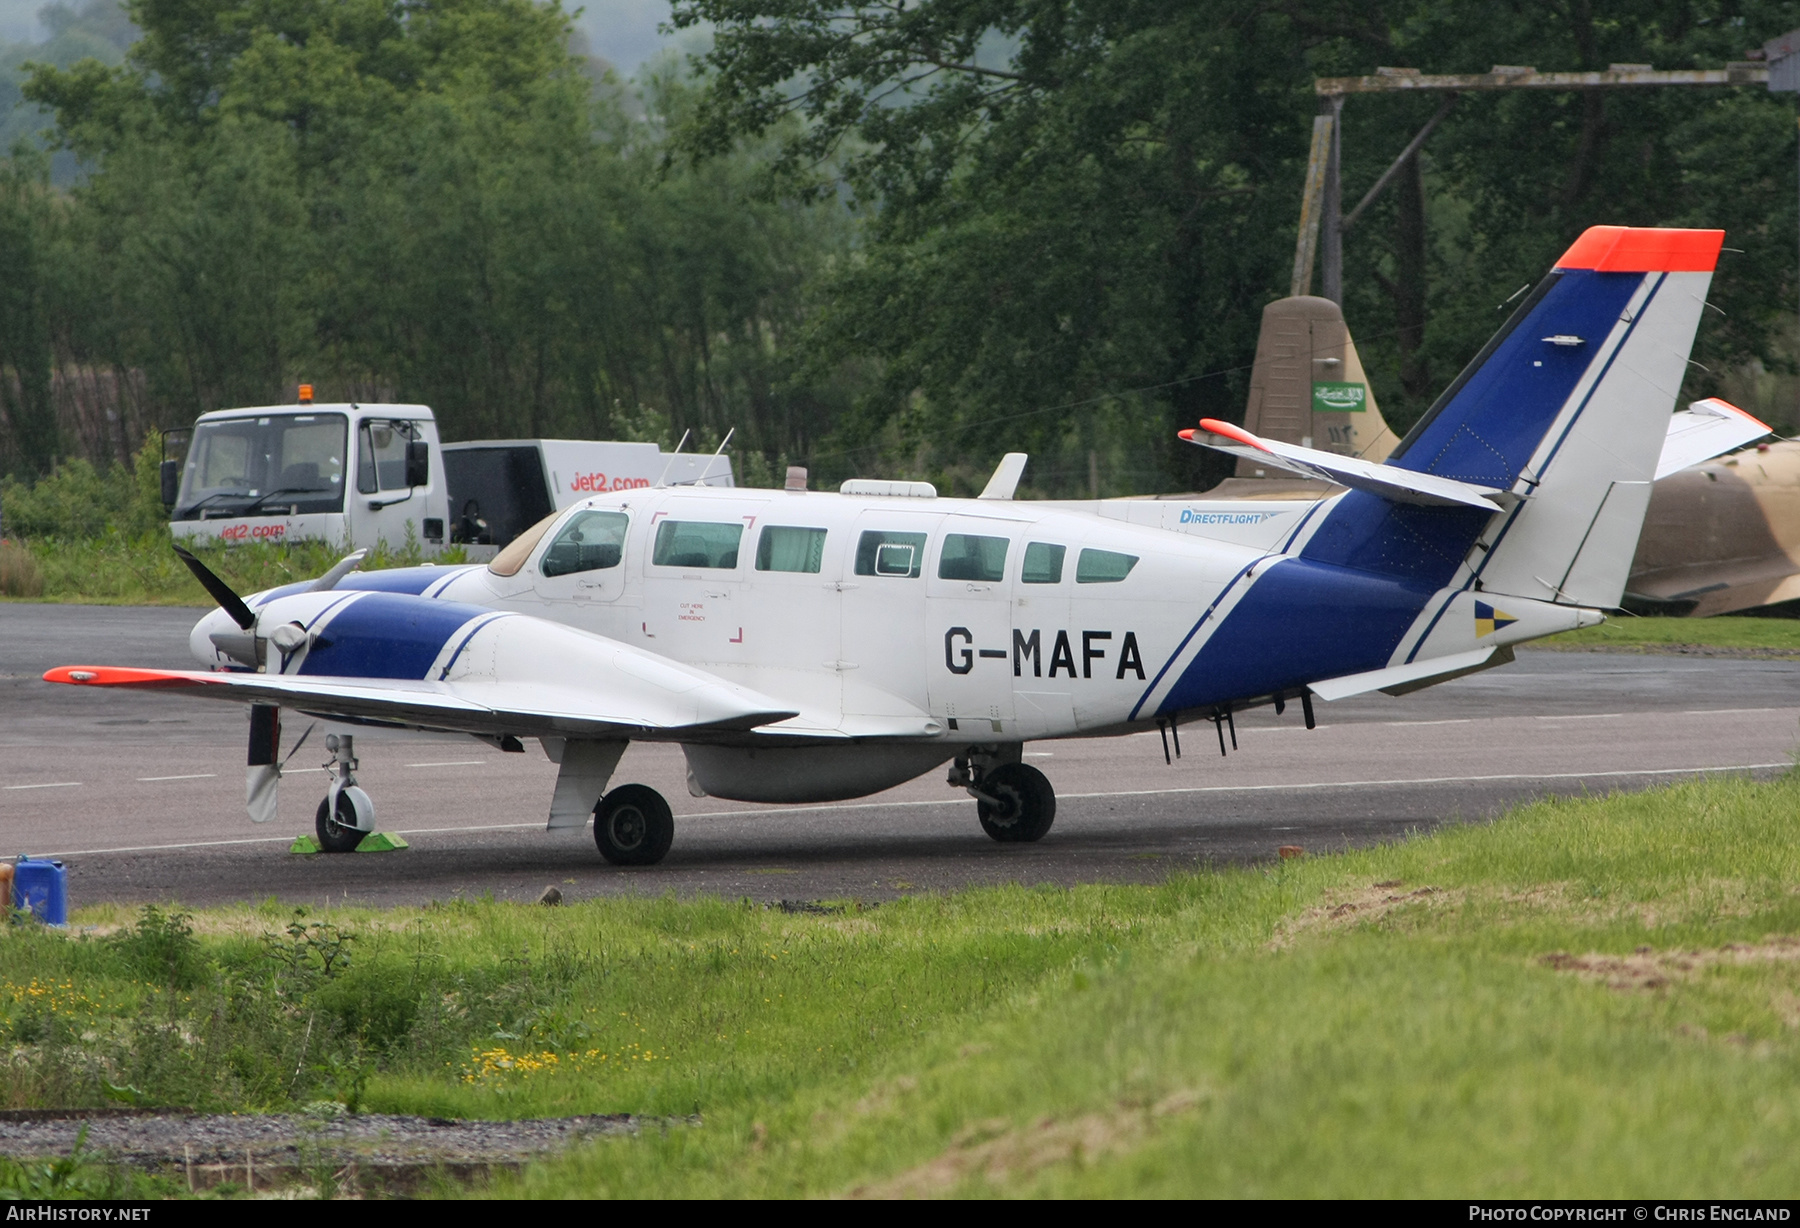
[
  {"left": 594, "top": 784, "right": 674, "bottom": 866},
  {"left": 315, "top": 793, "right": 364, "bottom": 853},
  {"left": 977, "top": 762, "right": 1056, "bottom": 843}
]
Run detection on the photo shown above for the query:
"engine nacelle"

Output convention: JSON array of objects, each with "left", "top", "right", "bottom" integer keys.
[{"left": 682, "top": 743, "right": 953, "bottom": 804}]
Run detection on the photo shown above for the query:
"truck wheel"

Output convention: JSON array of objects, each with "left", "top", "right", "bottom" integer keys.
[
  {"left": 977, "top": 763, "right": 1056, "bottom": 843},
  {"left": 594, "top": 784, "right": 674, "bottom": 866}
]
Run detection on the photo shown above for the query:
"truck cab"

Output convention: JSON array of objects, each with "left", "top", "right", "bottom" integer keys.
[{"left": 168, "top": 402, "right": 448, "bottom": 553}]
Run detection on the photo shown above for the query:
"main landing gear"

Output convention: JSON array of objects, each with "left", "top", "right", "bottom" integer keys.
[
  {"left": 593, "top": 784, "right": 674, "bottom": 866},
  {"left": 950, "top": 749, "right": 1056, "bottom": 843},
  {"left": 314, "top": 733, "right": 375, "bottom": 853}
]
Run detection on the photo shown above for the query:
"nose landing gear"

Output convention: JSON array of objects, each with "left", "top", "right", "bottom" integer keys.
[{"left": 314, "top": 733, "right": 375, "bottom": 853}]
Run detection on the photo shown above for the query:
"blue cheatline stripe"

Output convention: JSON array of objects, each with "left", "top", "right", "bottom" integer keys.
[
  {"left": 424, "top": 568, "right": 475, "bottom": 598},
  {"left": 1398, "top": 271, "right": 1664, "bottom": 665},
  {"left": 1157, "top": 559, "right": 1439, "bottom": 716},
  {"left": 297, "top": 592, "right": 492, "bottom": 680},
  {"left": 437, "top": 612, "right": 515, "bottom": 680},
  {"left": 1129, "top": 557, "right": 1266, "bottom": 721},
  {"left": 1277, "top": 496, "right": 1332, "bottom": 554},
  {"left": 338, "top": 567, "right": 448, "bottom": 596}
]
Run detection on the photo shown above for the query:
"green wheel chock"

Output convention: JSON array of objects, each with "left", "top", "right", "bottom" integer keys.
[
  {"left": 355, "top": 831, "right": 410, "bottom": 853},
  {"left": 289, "top": 835, "right": 322, "bottom": 855}
]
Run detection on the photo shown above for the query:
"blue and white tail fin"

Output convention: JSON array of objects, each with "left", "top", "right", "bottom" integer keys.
[
  {"left": 1170, "top": 226, "right": 1720, "bottom": 605},
  {"left": 1388, "top": 225, "right": 1722, "bottom": 607},
  {"left": 1179, "top": 227, "right": 1722, "bottom": 604},
  {"left": 1149, "top": 227, "right": 1723, "bottom": 718}
]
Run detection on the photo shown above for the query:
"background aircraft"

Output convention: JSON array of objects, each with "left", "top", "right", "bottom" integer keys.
[
  {"left": 47, "top": 226, "right": 1734, "bottom": 866},
  {"left": 1226, "top": 292, "right": 1782, "bottom": 616}
]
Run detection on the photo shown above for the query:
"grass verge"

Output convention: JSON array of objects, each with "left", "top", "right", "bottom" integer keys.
[
  {"left": 1543, "top": 613, "right": 1800, "bottom": 654},
  {"left": 7, "top": 773, "right": 1800, "bottom": 1196},
  {"left": 0, "top": 536, "right": 466, "bottom": 604}
]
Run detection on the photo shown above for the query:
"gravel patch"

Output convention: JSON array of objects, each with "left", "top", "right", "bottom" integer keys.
[{"left": 0, "top": 1109, "right": 686, "bottom": 1194}]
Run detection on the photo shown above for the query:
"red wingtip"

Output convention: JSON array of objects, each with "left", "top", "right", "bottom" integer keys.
[
  {"left": 1196, "top": 418, "right": 1269, "bottom": 451},
  {"left": 1692, "top": 396, "right": 1773, "bottom": 435},
  {"left": 43, "top": 665, "right": 206, "bottom": 688},
  {"left": 1177, "top": 429, "right": 1197, "bottom": 441},
  {"left": 1556, "top": 226, "right": 1724, "bottom": 273}
]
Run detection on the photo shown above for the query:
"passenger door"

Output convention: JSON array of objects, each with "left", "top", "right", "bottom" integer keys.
[
  {"left": 839, "top": 510, "right": 941, "bottom": 720},
  {"left": 925, "top": 519, "right": 1018, "bottom": 734}
]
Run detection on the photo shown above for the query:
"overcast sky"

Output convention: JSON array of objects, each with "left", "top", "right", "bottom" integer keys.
[{"left": 0, "top": 0, "right": 687, "bottom": 76}]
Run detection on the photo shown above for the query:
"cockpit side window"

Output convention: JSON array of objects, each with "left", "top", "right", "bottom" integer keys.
[{"left": 541, "top": 511, "right": 630, "bottom": 577}]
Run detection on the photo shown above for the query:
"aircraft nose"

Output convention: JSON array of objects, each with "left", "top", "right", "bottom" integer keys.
[{"left": 189, "top": 606, "right": 239, "bottom": 667}]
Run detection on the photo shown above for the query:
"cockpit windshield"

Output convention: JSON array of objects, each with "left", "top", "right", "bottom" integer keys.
[{"left": 172, "top": 414, "right": 349, "bottom": 521}]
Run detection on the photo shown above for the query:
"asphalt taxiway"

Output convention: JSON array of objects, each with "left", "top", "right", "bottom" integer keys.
[{"left": 2, "top": 603, "right": 1795, "bottom": 908}]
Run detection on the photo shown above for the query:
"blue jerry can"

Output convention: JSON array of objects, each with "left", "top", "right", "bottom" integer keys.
[{"left": 13, "top": 857, "right": 67, "bottom": 926}]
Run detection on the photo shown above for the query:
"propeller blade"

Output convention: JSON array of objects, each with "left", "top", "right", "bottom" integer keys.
[{"left": 173, "top": 544, "right": 256, "bottom": 630}]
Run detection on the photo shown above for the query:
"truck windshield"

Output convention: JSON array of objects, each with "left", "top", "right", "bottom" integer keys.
[{"left": 172, "top": 414, "right": 349, "bottom": 521}]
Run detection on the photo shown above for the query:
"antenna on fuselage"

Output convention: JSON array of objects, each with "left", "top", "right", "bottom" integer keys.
[
  {"left": 687, "top": 426, "right": 735, "bottom": 487},
  {"left": 653, "top": 429, "right": 693, "bottom": 488}
]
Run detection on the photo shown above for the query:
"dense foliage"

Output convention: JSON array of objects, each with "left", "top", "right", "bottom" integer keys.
[
  {"left": 5, "top": 0, "right": 1800, "bottom": 503},
  {"left": 0, "top": 0, "right": 857, "bottom": 484},
  {"left": 676, "top": 0, "right": 1800, "bottom": 489}
]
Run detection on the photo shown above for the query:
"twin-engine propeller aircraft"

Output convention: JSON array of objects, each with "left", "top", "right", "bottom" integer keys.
[{"left": 47, "top": 226, "right": 1752, "bottom": 865}]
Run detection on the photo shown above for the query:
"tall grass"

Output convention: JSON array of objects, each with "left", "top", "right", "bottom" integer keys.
[{"left": 8, "top": 773, "right": 1800, "bottom": 1196}]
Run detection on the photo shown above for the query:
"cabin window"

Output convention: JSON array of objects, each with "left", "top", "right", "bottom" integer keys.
[
  {"left": 1076, "top": 548, "right": 1139, "bottom": 583},
  {"left": 756, "top": 526, "right": 827, "bottom": 573},
  {"left": 854, "top": 530, "right": 927, "bottom": 578},
  {"left": 938, "top": 533, "right": 1008, "bottom": 582},
  {"left": 652, "top": 520, "right": 744, "bottom": 569},
  {"left": 1021, "top": 542, "right": 1065, "bottom": 584},
  {"left": 541, "top": 511, "right": 630, "bottom": 577}
]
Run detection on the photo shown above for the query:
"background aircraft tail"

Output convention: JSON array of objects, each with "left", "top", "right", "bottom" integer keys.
[
  {"left": 1301, "top": 225, "right": 1722, "bottom": 610},
  {"left": 1238, "top": 296, "right": 1401, "bottom": 473}
]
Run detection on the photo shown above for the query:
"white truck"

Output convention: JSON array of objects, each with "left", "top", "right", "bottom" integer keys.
[
  {"left": 165, "top": 399, "right": 733, "bottom": 557},
  {"left": 167, "top": 400, "right": 449, "bottom": 553}
]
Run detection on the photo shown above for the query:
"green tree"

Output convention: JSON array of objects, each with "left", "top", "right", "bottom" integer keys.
[{"left": 676, "top": 0, "right": 1800, "bottom": 491}]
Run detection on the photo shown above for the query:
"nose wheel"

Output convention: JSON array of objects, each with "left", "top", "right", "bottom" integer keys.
[
  {"left": 593, "top": 784, "right": 674, "bottom": 865},
  {"left": 314, "top": 734, "right": 374, "bottom": 853}
]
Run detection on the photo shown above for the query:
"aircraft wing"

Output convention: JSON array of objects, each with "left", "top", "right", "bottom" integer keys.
[
  {"left": 1655, "top": 398, "right": 1771, "bottom": 480},
  {"left": 1179, "top": 419, "right": 1510, "bottom": 511},
  {"left": 44, "top": 611, "right": 801, "bottom": 742}
]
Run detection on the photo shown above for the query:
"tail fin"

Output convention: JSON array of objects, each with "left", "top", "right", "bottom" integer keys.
[
  {"left": 1301, "top": 225, "right": 1721, "bottom": 608},
  {"left": 1238, "top": 296, "right": 1402, "bottom": 474}
]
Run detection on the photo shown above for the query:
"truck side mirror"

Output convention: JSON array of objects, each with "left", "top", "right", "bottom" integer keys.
[
  {"left": 159, "top": 460, "right": 180, "bottom": 508},
  {"left": 405, "top": 440, "right": 430, "bottom": 488}
]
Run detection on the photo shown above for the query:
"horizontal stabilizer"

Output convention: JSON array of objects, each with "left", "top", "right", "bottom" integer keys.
[
  {"left": 1655, "top": 398, "right": 1771, "bottom": 480},
  {"left": 1308, "top": 646, "right": 1500, "bottom": 701},
  {"left": 1180, "top": 419, "right": 1510, "bottom": 511}
]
